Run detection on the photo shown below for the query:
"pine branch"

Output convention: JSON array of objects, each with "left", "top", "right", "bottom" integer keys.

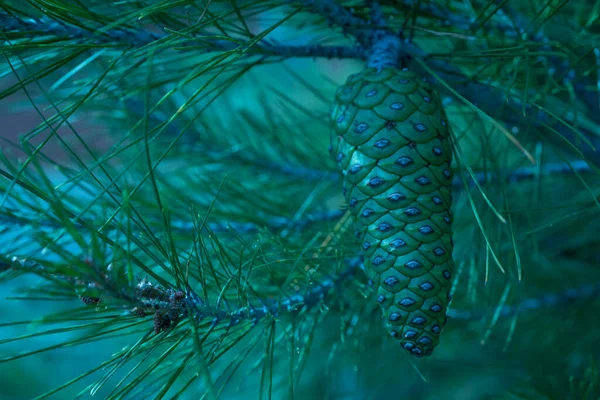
[
  {"left": 498, "top": 159, "right": 593, "bottom": 183},
  {"left": 4, "top": 6, "right": 596, "bottom": 154},
  {"left": 4, "top": 255, "right": 597, "bottom": 330},
  {"left": 350, "top": 2, "right": 599, "bottom": 145},
  {"left": 1, "top": 255, "right": 137, "bottom": 304},
  {"left": 380, "top": 0, "right": 548, "bottom": 39},
  {"left": 0, "top": 11, "right": 161, "bottom": 46},
  {"left": 0, "top": 11, "right": 367, "bottom": 60},
  {"left": 169, "top": 209, "right": 346, "bottom": 234},
  {"left": 259, "top": 42, "right": 368, "bottom": 59},
  {"left": 497, "top": 4, "right": 599, "bottom": 119},
  {"left": 132, "top": 87, "right": 594, "bottom": 186},
  {"left": 0, "top": 160, "right": 592, "bottom": 236},
  {"left": 448, "top": 281, "right": 600, "bottom": 321},
  {"left": 247, "top": 157, "right": 594, "bottom": 185},
  {"left": 1, "top": 255, "right": 362, "bottom": 331},
  {"left": 0, "top": 209, "right": 346, "bottom": 234},
  {"left": 186, "top": 257, "right": 363, "bottom": 326},
  {"left": 409, "top": 0, "right": 597, "bottom": 95}
]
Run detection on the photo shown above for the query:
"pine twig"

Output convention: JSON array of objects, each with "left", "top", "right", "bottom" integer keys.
[
  {"left": 0, "top": 11, "right": 161, "bottom": 46},
  {"left": 498, "top": 3, "right": 599, "bottom": 115},
  {"left": 0, "top": 256, "right": 138, "bottom": 302},
  {"left": 448, "top": 281, "right": 600, "bottom": 321},
  {"left": 4, "top": 255, "right": 597, "bottom": 330},
  {"left": 0, "top": 209, "right": 346, "bottom": 235},
  {"left": 187, "top": 257, "right": 363, "bottom": 326},
  {"left": 258, "top": 42, "right": 368, "bottom": 59},
  {"left": 0, "top": 255, "right": 188, "bottom": 331},
  {"left": 0, "top": 255, "right": 362, "bottom": 331},
  {"left": 345, "top": 1, "right": 598, "bottom": 134},
  {"left": 0, "top": 159, "right": 593, "bottom": 236},
  {"left": 0, "top": 11, "right": 367, "bottom": 60},
  {"left": 4, "top": 7, "right": 596, "bottom": 152}
]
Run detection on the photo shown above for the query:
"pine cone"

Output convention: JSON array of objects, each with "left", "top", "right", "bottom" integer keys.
[{"left": 330, "top": 66, "right": 455, "bottom": 357}]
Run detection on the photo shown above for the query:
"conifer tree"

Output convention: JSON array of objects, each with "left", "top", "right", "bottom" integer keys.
[{"left": 1, "top": 1, "right": 599, "bottom": 399}]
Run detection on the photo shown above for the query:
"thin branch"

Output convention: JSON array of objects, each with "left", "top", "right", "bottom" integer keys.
[
  {"left": 0, "top": 11, "right": 161, "bottom": 46},
  {"left": 0, "top": 11, "right": 368, "bottom": 60},
  {"left": 0, "top": 209, "right": 346, "bottom": 234},
  {"left": 1, "top": 255, "right": 363, "bottom": 331},
  {"left": 0, "top": 159, "right": 593, "bottom": 235},
  {"left": 396, "top": 0, "right": 598, "bottom": 112},
  {"left": 187, "top": 257, "right": 363, "bottom": 326},
  {"left": 3, "top": 8, "right": 597, "bottom": 150},
  {"left": 257, "top": 42, "right": 368, "bottom": 59},
  {"left": 4, "top": 256, "right": 598, "bottom": 330},
  {"left": 0, "top": 255, "right": 138, "bottom": 304},
  {"left": 169, "top": 209, "right": 346, "bottom": 234},
  {"left": 342, "top": 1, "right": 597, "bottom": 132},
  {"left": 448, "top": 281, "right": 600, "bottom": 321}
]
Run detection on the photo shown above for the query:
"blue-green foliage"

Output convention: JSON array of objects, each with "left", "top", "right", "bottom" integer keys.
[{"left": 0, "top": 1, "right": 599, "bottom": 399}]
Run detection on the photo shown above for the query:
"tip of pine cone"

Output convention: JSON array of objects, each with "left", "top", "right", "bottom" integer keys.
[{"left": 401, "top": 341, "right": 435, "bottom": 358}]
